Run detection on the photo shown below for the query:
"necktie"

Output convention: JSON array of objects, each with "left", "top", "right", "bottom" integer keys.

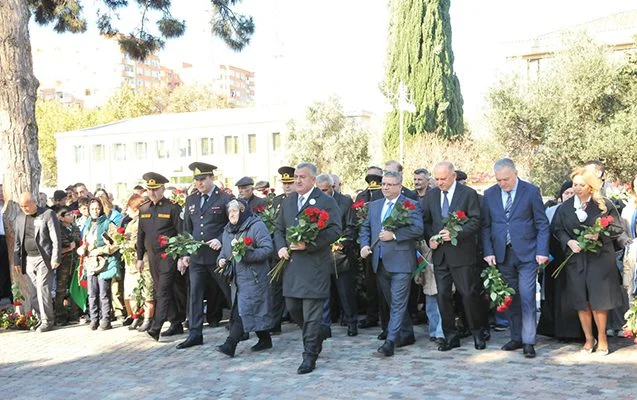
[
  {"left": 505, "top": 191, "right": 512, "bottom": 245},
  {"left": 382, "top": 201, "right": 394, "bottom": 222},
  {"left": 298, "top": 195, "right": 305, "bottom": 212},
  {"left": 441, "top": 191, "right": 449, "bottom": 218},
  {"left": 201, "top": 193, "right": 209, "bottom": 210}
]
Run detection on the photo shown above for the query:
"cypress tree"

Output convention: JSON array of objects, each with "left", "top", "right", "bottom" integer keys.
[{"left": 384, "top": 0, "right": 464, "bottom": 142}]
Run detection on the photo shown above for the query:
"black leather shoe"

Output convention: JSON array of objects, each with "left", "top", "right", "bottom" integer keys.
[
  {"left": 147, "top": 329, "right": 160, "bottom": 342},
  {"left": 162, "top": 323, "right": 184, "bottom": 337},
  {"left": 473, "top": 334, "right": 486, "bottom": 350},
  {"left": 397, "top": 333, "right": 416, "bottom": 348},
  {"left": 358, "top": 319, "right": 379, "bottom": 329},
  {"left": 347, "top": 323, "right": 358, "bottom": 337},
  {"left": 523, "top": 344, "right": 536, "bottom": 358},
  {"left": 216, "top": 341, "right": 237, "bottom": 357},
  {"left": 435, "top": 337, "right": 446, "bottom": 346},
  {"left": 270, "top": 324, "right": 282, "bottom": 335},
  {"left": 321, "top": 326, "right": 332, "bottom": 339},
  {"left": 240, "top": 332, "right": 250, "bottom": 341},
  {"left": 176, "top": 335, "right": 203, "bottom": 349},
  {"left": 501, "top": 340, "right": 523, "bottom": 351},
  {"left": 122, "top": 317, "right": 134, "bottom": 326},
  {"left": 377, "top": 330, "right": 387, "bottom": 340},
  {"left": 438, "top": 337, "right": 460, "bottom": 351},
  {"left": 377, "top": 340, "right": 395, "bottom": 356},
  {"left": 482, "top": 328, "right": 491, "bottom": 342},
  {"left": 251, "top": 336, "right": 272, "bottom": 352},
  {"left": 297, "top": 358, "right": 316, "bottom": 374}
]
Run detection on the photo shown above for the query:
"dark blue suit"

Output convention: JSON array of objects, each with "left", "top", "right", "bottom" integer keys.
[
  {"left": 359, "top": 194, "right": 423, "bottom": 342},
  {"left": 481, "top": 179, "right": 549, "bottom": 344}
]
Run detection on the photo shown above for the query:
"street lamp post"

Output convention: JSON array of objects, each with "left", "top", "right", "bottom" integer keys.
[{"left": 397, "top": 81, "right": 416, "bottom": 165}]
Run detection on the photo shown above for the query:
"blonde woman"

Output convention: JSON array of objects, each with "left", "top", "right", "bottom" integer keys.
[{"left": 551, "top": 168, "right": 625, "bottom": 354}]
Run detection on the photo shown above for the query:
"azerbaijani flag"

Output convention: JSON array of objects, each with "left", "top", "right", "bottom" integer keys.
[
  {"left": 69, "top": 257, "right": 87, "bottom": 311},
  {"left": 412, "top": 250, "right": 430, "bottom": 277}
]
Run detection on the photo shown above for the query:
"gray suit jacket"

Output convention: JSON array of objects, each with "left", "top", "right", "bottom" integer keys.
[
  {"left": 14, "top": 207, "right": 62, "bottom": 273},
  {"left": 359, "top": 194, "right": 424, "bottom": 273}
]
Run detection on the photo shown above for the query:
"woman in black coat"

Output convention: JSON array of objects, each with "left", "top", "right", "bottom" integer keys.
[{"left": 551, "top": 168, "right": 625, "bottom": 354}]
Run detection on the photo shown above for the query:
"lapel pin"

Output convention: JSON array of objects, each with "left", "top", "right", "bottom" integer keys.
[{"left": 309, "top": 199, "right": 316, "bottom": 205}]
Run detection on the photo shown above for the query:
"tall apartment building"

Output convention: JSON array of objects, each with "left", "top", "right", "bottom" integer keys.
[
  {"left": 213, "top": 65, "right": 256, "bottom": 107},
  {"left": 33, "top": 35, "right": 182, "bottom": 108}
]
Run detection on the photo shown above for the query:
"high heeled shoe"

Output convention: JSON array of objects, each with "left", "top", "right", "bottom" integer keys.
[{"left": 582, "top": 339, "right": 597, "bottom": 354}]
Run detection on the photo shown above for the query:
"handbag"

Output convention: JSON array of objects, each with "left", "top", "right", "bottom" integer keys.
[{"left": 84, "top": 256, "right": 107, "bottom": 276}]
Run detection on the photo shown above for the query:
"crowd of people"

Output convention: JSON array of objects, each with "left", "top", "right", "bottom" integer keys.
[{"left": 0, "top": 157, "right": 635, "bottom": 375}]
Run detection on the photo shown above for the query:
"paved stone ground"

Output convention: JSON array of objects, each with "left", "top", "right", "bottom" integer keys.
[{"left": 1, "top": 320, "right": 636, "bottom": 400}]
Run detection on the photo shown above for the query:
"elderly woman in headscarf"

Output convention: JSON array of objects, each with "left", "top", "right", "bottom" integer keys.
[{"left": 216, "top": 199, "right": 274, "bottom": 357}]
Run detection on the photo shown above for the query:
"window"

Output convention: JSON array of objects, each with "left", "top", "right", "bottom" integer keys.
[
  {"left": 272, "top": 132, "right": 281, "bottom": 152},
  {"left": 200, "top": 138, "right": 214, "bottom": 156},
  {"left": 73, "top": 145, "right": 84, "bottom": 164},
  {"left": 175, "top": 138, "right": 191, "bottom": 157},
  {"left": 134, "top": 142, "right": 147, "bottom": 160},
  {"left": 112, "top": 143, "right": 126, "bottom": 161},
  {"left": 156, "top": 140, "right": 169, "bottom": 159},
  {"left": 248, "top": 134, "right": 257, "bottom": 154},
  {"left": 224, "top": 136, "right": 238, "bottom": 154},
  {"left": 92, "top": 144, "right": 105, "bottom": 162}
]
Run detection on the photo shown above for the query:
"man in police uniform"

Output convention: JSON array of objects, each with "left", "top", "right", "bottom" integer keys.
[
  {"left": 177, "top": 162, "right": 234, "bottom": 349},
  {"left": 269, "top": 166, "right": 296, "bottom": 333},
  {"left": 236, "top": 176, "right": 268, "bottom": 212},
  {"left": 136, "top": 173, "right": 187, "bottom": 341}
]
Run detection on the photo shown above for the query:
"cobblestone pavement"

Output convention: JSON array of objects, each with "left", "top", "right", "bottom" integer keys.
[{"left": 1, "top": 320, "right": 635, "bottom": 400}]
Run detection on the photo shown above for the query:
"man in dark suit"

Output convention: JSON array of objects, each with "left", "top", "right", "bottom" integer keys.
[
  {"left": 177, "top": 162, "right": 234, "bottom": 349},
  {"left": 316, "top": 173, "right": 358, "bottom": 337},
  {"left": 236, "top": 176, "right": 268, "bottom": 212},
  {"left": 422, "top": 161, "right": 486, "bottom": 351},
  {"left": 13, "top": 192, "right": 61, "bottom": 332},
  {"left": 481, "top": 158, "right": 549, "bottom": 358},
  {"left": 136, "top": 173, "right": 187, "bottom": 341},
  {"left": 360, "top": 170, "right": 423, "bottom": 356},
  {"left": 269, "top": 166, "right": 296, "bottom": 334},
  {"left": 274, "top": 162, "right": 342, "bottom": 374}
]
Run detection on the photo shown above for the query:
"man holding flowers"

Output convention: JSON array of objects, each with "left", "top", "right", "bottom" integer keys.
[
  {"left": 274, "top": 162, "right": 342, "bottom": 374},
  {"left": 422, "top": 161, "right": 486, "bottom": 352},
  {"left": 481, "top": 158, "right": 550, "bottom": 358},
  {"left": 359, "top": 170, "right": 424, "bottom": 357}
]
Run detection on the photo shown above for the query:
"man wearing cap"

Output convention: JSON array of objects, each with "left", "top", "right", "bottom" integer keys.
[
  {"left": 236, "top": 176, "right": 268, "bottom": 213},
  {"left": 137, "top": 172, "right": 187, "bottom": 341},
  {"left": 269, "top": 166, "right": 296, "bottom": 333},
  {"left": 274, "top": 162, "right": 342, "bottom": 374},
  {"left": 254, "top": 181, "right": 270, "bottom": 198},
  {"left": 177, "top": 162, "right": 234, "bottom": 349}
]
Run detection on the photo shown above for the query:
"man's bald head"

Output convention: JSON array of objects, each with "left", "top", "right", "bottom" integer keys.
[{"left": 19, "top": 192, "right": 37, "bottom": 215}]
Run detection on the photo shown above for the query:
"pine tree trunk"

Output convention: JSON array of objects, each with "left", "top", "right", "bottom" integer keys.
[{"left": 0, "top": 0, "right": 41, "bottom": 310}]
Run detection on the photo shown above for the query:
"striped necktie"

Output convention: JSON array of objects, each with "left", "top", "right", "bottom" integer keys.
[{"left": 505, "top": 191, "right": 512, "bottom": 245}]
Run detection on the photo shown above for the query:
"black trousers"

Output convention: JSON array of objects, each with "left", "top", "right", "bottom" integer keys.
[
  {"left": 189, "top": 261, "right": 231, "bottom": 335},
  {"left": 148, "top": 250, "right": 187, "bottom": 332},
  {"left": 0, "top": 235, "right": 11, "bottom": 300},
  {"left": 434, "top": 261, "right": 486, "bottom": 340},
  {"left": 286, "top": 297, "right": 324, "bottom": 360},
  {"left": 329, "top": 269, "right": 358, "bottom": 324}
]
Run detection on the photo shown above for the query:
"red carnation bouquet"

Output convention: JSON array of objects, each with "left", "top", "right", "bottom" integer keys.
[
  {"left": 257, "top": 189, "right": 279, "bottom": 234},
  {"left": 481, "top": 264, "right": 516, "bottom": 312},
  {"left": 351, "top": 200, "right": 368, "bottom": 228},
  {"left": 371, "top": 199, "right": 416, "bottom": 249},
  {"left": 551, "top": 215, "right": 614, "bottom": 278},
  {"left": 431, "top": 210, "right": 468, "bottom": 246},
  {"left": 112, "top": 226, "right": 136, "bottom": 267},
  {"left": 161, "top": 232, "right": 205, "bottom": 260},
  {"left": 269, "top": 207, "right": 330, "bottom": 282},
  {"left": 216, "top": 235, "right": 255, "bottom": 275},
  {"left": 171, "top": 188, "right": 187, "bottom": 207}
]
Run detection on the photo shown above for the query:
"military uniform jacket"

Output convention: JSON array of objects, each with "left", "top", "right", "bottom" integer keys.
[
  {"left": 183, "top": 187, "right": 234, "bottom": 265},
  {"left": 274, "top": 188, "right": 342, "bottom": 298},
  {"left": 136, "top": 198, "right": 182, "bottom": 260}
]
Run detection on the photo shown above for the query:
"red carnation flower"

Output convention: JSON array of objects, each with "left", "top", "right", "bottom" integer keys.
[
  {"left": 403, "top": 200, "right": 415, "bottom": 211},
  {"left": 304, "top": 209, "right": 313, "bottom": 217},
  {"left": 319, "top": 210, "right": 329, "bottom": 221},
  {"left": 600, "top": 216, "right": 614, "bottom": 228},
  {"left": 117, "top": 227, "right": 125, "bottom": 234},
  {"left": 72, "top": 210, "right": 80, "bottom": 216},
  {"left": 243, "top": 237, "right": 254, "bottom": 246},
  {"left": 270, "top": 188, "right": 276, "bottom": 193},
  {"left": 504, "top": 296, "right": 513, "bottom": 306},
  {"left": 13, "top": 301, "right": 22, "bottom": 307},
  {"left": 160, "top": 253, "right": 168, "bottom": 260},
  {"left": 352, "top": 200, "right": 365, "bottom": 210},
  {"left": 456, "top": 210, "right": 467, "bottom": 220},
  {"left": 317, "top": 220, "right": 326, "bottom": 229},
  {"left": 496, "top": 305, "right": 507, "bottom": 313}
]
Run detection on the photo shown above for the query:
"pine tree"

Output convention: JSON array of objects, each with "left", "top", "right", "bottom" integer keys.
[{"left": 383, "top": 0, "right": 464, "bottom": 145}]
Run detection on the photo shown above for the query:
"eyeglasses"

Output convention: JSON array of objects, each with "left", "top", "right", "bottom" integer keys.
[{"left": 381, "top": 182, "right": 400, "bottom": 187}]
